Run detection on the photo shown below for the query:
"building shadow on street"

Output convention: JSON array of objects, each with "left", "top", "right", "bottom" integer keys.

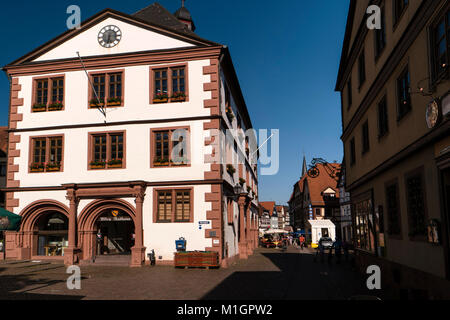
[
  {"left": 0, "top": 266, "right": 85, "bottom": 300},
  {"left": 202, "top": 250, "right": 397, "bottom": 300}
]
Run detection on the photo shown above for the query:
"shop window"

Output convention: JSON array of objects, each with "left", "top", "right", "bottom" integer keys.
[
  {"left": 353, "top": 193, "right": 376, "bottom": 253},
  {"left": 36, "top": 212, "right": 68, "bottom": 257}
]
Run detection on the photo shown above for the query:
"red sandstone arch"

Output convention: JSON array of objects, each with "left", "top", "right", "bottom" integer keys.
[
  {"left": 19, "top": 200, "right": 70, "bottom": 232},
  {"left": 77, "top": 199, "right": 137, "bottom": 261},
  {"left": 16, "top": 200, "right": 70, "bottom": 258}
]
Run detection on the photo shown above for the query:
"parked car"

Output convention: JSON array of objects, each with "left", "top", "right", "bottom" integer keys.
[{"left": 319, "top": 237, "right": 334, "bottom": 249}]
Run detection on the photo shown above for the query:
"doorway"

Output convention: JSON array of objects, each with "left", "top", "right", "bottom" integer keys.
[{"left": 95, "top": 210, "right": 135, "bottom": 256}]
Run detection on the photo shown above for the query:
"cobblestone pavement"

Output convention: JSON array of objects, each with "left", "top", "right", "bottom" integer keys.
[{"left": 0, "top": 246, "right": 396, "bottom": 300}]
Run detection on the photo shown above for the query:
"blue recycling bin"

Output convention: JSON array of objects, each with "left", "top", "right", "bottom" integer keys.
[{"left": 176, "top": 237, "right": 187, "bottom": 252}]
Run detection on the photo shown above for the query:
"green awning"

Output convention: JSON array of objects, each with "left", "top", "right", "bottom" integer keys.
[{"left": 0, "top": 208, "right": 22, "bottom": 231}]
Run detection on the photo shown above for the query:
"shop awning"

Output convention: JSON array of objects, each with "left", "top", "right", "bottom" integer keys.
[
  {"left": 306, "top": 219, "right": 335, "bottom": 228},
  {"left": 0, "top": 208, "right": 22, "bottom": 231}
]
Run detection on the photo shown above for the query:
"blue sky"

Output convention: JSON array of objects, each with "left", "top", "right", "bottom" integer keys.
[{"left": 0, "top": 0, "right": 349, "bottom": 205}]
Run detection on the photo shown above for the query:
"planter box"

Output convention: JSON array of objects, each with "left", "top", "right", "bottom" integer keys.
[
  {"left": 107, "top": 102, "right": 121, "bottom": 107},
  {"left": 33, "top": 107, "right": 47, "bottom": 112},
  {"left": 154, "top": 162, "right": 169, "bottom": 167},
  {"left": 90, "top": 164, "right": 106, "bottom": 170},
  {"left": 171, "top": 97, "right": 186, "bottom": 102},
  {"left": 48, "top": 106, "right": 64, "bottom": 111},
  {"left": 30, "top": 168, "right": 44, "bottom": 173},
  {"left": 174, "top": 251, "right": 219, "bottom": 268},
  {"left": 89, "top": 103, "right": 101, "bottom": 108},
  {"left": 153, "top": 98, "right": 169, "bottom": 104},
  {"left": 108, "top": 163, "right": 123, "bottom": 169},
  {"left": 46, "top": 167, "right": 61, "bottom": 172}
]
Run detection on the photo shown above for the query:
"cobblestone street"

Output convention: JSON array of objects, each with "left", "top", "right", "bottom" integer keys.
[{"left": 0, "top": 246, "right": 395, "bottom": 300}]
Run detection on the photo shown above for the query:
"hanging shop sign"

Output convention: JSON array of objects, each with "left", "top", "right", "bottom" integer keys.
[{"left": 426, "top": 99, "right": 441, "bottom": 129}]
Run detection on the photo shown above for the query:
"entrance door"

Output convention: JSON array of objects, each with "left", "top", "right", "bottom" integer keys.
[{"left": 95, "top": 210, "right": 135, "bottom": 256}]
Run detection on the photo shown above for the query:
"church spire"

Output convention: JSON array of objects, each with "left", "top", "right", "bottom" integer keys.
[{"left": 302, "top": 155, "right": 307, "bottom": 177}]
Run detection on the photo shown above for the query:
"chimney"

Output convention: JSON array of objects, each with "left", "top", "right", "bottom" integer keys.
[{"left": 174, "top": 0, "right": 196, "bottom": 32}]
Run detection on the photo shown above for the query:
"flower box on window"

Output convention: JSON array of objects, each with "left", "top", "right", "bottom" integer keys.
[
  {"left": 48, "top": 102, "right": 64, "bottom": 111},
  {"left": 171, "top": 92, "right": 186, "bottom": 102},
  {"left": 153, "top": 93, "right": 169, "bottom": 104},
  {"left": 239, "top": 178, "right": 246, "bottom": 186},
  {"left": 107, "top": 97, "right": 122, "bottom": 107},
  {"left": 108, "top": 159, "right": 123, "bottom": 168},
  {"left": 32, "top": 104, "right": 47, "bottom": 112},
  {"left": 171, "top": 157, "right": 189, "bottom": 166},
  {"left": 89, "top": 99, "right": 102, "bottom": 108},
  {"left": 90, "top": 161, "right": 106, "bottom": 169},
  {"left": 154, "top": 158, "right": 170, "bottom": 167},
  {"left": 30, "top": 163, "right": 45, "bottom": 172},
  {"left": 46, "top": 163, "right": 61, "bottom": 172}
]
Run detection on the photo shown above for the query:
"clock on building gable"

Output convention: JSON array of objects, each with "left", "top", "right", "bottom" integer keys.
[{"left": 98, "top": 25, "right": 122, "bottom": 48}]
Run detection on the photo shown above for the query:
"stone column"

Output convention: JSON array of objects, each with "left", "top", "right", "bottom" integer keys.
[
  {"left": 131, "top": 185, "right": 147, "bottom": 267},
  {"left": 238, "top": 195, "right": 248, "bottom": 259},
  {"left": 65, "top": 188, "right": 80, "bottom": 266},
  {"left": 246, "top": 206, "right": 253, "bottom": 255}
]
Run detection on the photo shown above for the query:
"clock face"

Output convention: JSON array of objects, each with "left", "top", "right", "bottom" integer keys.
[
  {"left": 426, "top": 100, "right": 440, "bottom": 129},
  {"left": 98, "top": 25, "right": 122, "bottom": 48}
]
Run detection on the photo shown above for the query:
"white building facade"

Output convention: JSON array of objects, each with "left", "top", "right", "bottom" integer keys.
[{"left": 3, "top": 4, "right": 259, "bottom": 267}]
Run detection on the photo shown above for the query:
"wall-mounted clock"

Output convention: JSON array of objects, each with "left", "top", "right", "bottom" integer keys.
[
  {"left": 426, "top": 99, "right": 440, "bottom": 129},
  {"left": 98, "top": 25, "right": 122, "bottom": 48}
]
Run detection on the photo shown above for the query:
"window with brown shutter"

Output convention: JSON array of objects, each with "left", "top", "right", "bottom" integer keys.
[
  {"left": 175, "top": 190, "right": 191, "bottom": 222},
  {"left": 157, "top": 191, "right": 173, "bottom": 223},
  {"left": 155, "top": 189, "right": 193, "bottom": 223}
]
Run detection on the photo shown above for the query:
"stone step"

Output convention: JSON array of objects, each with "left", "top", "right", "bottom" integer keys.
[{"left": 81, "top": 255, "right": 131, "bottom": 267}]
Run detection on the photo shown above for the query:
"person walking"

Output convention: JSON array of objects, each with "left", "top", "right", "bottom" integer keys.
[
  {"left": 299, "top": 235, "right": 306, "bottom": 251},
  {"left": 333, "top": 237, "right": 343, "bottom": 264}
]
